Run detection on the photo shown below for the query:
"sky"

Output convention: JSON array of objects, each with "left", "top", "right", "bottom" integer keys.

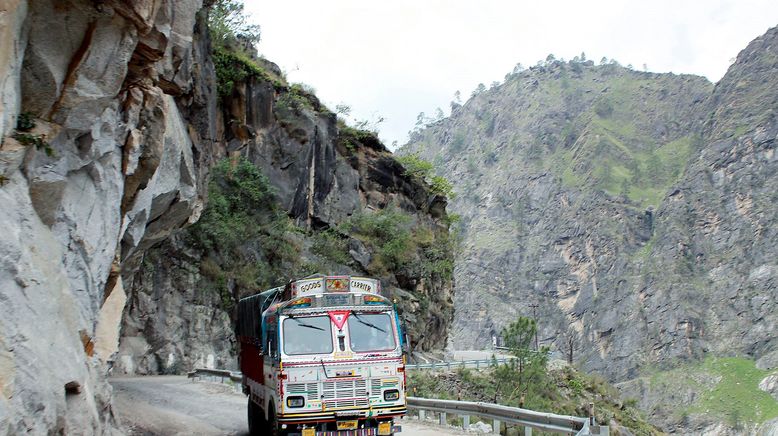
[{"left": 244, "top": 1, "right": 778, "bottom": 149}]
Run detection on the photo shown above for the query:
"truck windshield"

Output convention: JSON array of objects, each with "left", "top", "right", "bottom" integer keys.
[
  {"left": 348, "top": 313, "right": 396, "bottom": 352},
  {"left": 283, "top": 316, "right": 333, "bottom": 355}
]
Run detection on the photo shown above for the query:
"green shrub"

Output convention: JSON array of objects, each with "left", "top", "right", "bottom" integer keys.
[
  {"left": 338, "top": 208, "right": 455, "bottom": 281},
  {"left": 13, "top": 132, "right": 54, "bottom": 157},
  {"left": 189, "top": 157, "right": 301, "bottom": 303},
  {"left": 16, "top": 112, "right": 35, "bottom": 131},
  {"left": 395, "top": 153, "right": 456, "bottom": 198},
  {"left": 312, "top": 229, "right": 351, "bottom": 265},
  {"left": 213, "top": 47, "right": 284, "bottom": 98},
  {"left": 337, "top": 122, "right": 381, "bottom": 153}
]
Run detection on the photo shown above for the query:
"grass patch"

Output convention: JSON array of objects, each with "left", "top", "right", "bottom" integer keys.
[
  {"left": 645, "top": 356, "right": 778, "bottom": 427},
  {"left": 689, "top": 357, "right": 778, "bottom": 425},
  {"left": 551, "top": 130, "right": 697, "bottom": 208}
]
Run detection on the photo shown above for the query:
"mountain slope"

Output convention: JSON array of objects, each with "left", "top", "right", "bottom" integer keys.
[{"left": 401, "top": 25, "right": 778, "bottom": 433}]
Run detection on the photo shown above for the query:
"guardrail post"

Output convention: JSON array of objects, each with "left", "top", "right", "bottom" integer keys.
[
  {"left": 589, "top": 402, "right": 595, "bottom": 426},
  {"left": 419, "top": 410, "right": 426, "bottom": 421},
  {"left": 493, "top": 419, "right": 500, "bottom": 435},
  {"left": 462, "top": 415, "right": 470, "bottom": 430},
  {"left": 524, "top": 426, "right": 532, "bottom": 436},
  {"left": 439, "top": 412, "right": 446, "bottom": 426},
  {"left": 476, "top": 360, "right": 480, "bottom": 369},
  {"left": 432, "top": 362, "right": 437, "bottom": 370},
  {"left": 447, "top": 361, "right": 451, "bottom": 370}
]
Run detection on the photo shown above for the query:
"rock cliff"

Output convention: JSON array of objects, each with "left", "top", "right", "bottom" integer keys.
[
  {"left": 0, "top": 1, "right": 454, "bottom": 433},
  {"left": 0, "top": 0, "right": 218, "bottom": 433},
  {"left": 401, "top": 26, "right": 778, "bottom": 433},
  {"left": 116, "top": 47, "right": 455, "bottom": 375}
]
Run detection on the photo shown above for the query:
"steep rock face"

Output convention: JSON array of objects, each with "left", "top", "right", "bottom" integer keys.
[
  {"left": 616, "top": 27, "right": 778, "bottom": 432},
  {"left": 116, "top": 56, "right": 454, "bottom": 374},
  {"left": 0, "top": 0, "right": 217, "bottom": 433},
  {"left": 403, "top": 61, "right": 713, "bottom": 379},
  {"left": 402, "top": 26, "right": 778, "bottom": 433}
]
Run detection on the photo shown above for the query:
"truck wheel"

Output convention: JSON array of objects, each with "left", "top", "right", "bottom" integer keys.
[
  {"left": 247, "top": 398, "right": 265, "bottom": 435},
  {"left": 268, "top": 407, "right": 285, "bottom": 436}
]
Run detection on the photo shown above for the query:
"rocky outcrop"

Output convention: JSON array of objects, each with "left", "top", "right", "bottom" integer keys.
[
  {"left": 0, "top": 0, "right": 217, "bottom": 433},
  {"left": 117, "top": 55, "right": 455, "bottom": 374},
  {"left": 401, "top": 26, "right": 778, "bottom": 434},
  {"left": 761, "top": 374, "right": 778, "bottom": 402}
]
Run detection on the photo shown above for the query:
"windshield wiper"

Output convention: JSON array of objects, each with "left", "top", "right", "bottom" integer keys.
[
  {"left": 352, "top": 313, "right": 387, "bottom": 333},
  {"left": 291, "top": 318, "right": 325, "bottom": 331}
]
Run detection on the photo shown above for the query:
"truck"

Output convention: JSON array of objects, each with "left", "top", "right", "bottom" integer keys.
[{"left": 237, "top": 275, "right": 406, "bottom": 436}]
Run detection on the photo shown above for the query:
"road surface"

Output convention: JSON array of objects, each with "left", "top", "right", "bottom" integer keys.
[{"left": 111, "top": 376, "right": 467, "bottom": 436}]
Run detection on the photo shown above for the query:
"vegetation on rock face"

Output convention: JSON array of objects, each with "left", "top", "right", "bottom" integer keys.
[
  {"left": 15, "top": 112, "right": 35, "bottom": 131},
  {"left": 337, "top": 120, "right": 382, "bottom": 153},
  {"left": 188, "top": 158, "right": 310, "bottom": 308},
  {"left": 208, "top": 0, "right": 286, "bottom": 98},
  {"left": 12, "top": 112, "right": 54, "bottom": 156},
  {"left": 310, "top": 208, "right": 456, "bottom": 283},
  {"left": 408, "top": 60, "right": 711, "bottom": 209},
  {"left": 396, "top": 153, "right": 456, "bottom": 199},
  {"left": 207, "top": 0, "right": 261, "bottom": 50},
  {"left": 212, "top": 47, "right": 285, "bottom": 97}
]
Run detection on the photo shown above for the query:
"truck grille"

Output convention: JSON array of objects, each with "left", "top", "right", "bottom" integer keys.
[
  {"left": 325, "top": 398, "right": 370, "bottom": 409},
  {"left": 370, "top": 377, "right": 399, "bottom": 397},
  {"left": 286, "top": 382, "right": 319, "bottom": 401},
  {"left": 322, "top": 379, "right": 368, "bottom": 409}
]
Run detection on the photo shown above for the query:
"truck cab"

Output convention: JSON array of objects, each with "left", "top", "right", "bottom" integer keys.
[{"left": 237, "top": 276, "right": 406, "bottom": 436}]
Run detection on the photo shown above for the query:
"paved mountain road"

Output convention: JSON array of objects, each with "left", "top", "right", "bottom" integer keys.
[{"left": 110, "top": 376, "right": 464, "bottom": 436}]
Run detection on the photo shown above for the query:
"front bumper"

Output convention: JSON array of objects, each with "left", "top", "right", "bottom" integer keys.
[
  {"left": 285, "top": 426, "right": 402, "bottom": 436},
  {"left": 279, "top": 406, "right": 406, "bottom": 424}
]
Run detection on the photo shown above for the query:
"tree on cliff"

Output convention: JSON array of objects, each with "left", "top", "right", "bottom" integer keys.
[{"left": 208, "top": 0, "right": 261, "bottom": 49}]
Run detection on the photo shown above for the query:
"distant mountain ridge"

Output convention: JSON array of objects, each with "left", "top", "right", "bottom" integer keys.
[{"left": 401, "top": 25, "right": 778, "bottom": 434}]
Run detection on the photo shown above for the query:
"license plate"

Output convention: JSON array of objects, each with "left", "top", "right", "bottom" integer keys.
[
  {"left": 302, "top": 429, "right": 315, "bottom": 436},
  {"left": 337, "top": 420, "right": 358, "bottom": 430},
  {"left": 378, "top": 422, "right": 392, "bottom": 435}
]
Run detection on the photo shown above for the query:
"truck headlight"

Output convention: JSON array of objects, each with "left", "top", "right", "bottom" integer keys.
[
  {"left": 287, "top": 396, "right": 305, "bottom": 408},
  {"left": 383, "top": 390, "right": 400, "bottom": 401}
]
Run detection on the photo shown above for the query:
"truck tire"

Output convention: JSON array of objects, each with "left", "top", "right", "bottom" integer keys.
[
  {"left": 268, "top": 406, "right": 285, "bottom": 436},
  {"left": 247, "top": 398, "right": 265, "bottom": 435}
]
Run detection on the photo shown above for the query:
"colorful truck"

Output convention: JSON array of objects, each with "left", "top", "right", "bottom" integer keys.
[{"left": 237, "top": 275, "right": 406, "bottom": 436}]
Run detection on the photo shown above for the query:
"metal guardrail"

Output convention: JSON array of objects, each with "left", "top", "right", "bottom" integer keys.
[
  {"left": 187, "top": 368, "right": 242, "bottom": 389},
  {"left": 406, "top": 357, "right": 513, "bottom": 371},
  {"left": 407, "top": 397, "right": 608, "bottom": 436},
  {"left": 189, "top": 368, "right": 609, "bottom": 435}
]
